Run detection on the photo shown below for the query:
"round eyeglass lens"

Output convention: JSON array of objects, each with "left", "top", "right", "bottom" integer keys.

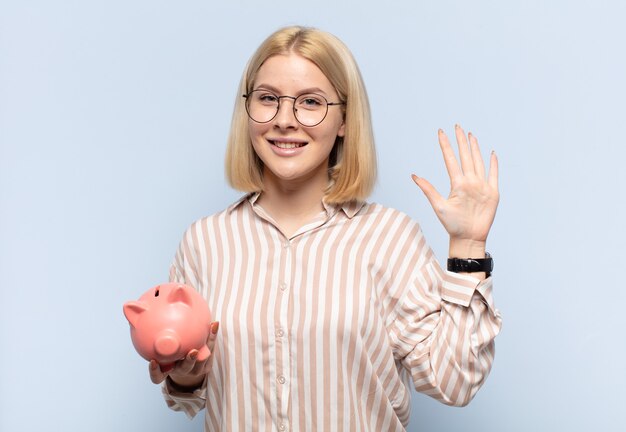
[
  {"left": 293, "top": 93, "right": 328, "bottom": 126},
  {"left": 245, "top": 91, "right": 279, "bottom": 123}
]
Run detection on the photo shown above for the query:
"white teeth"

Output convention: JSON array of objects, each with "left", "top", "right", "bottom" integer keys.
[{"left": 273, "top": 142, "right": 304, "bottom": 149}]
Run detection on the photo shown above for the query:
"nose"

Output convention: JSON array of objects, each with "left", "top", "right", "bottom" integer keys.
[
  {"left": 154, "top": 330, "right": 181, "bottom": 360},
  {"left": 273, "top": 97, "right": 298, "bottom": 129}
]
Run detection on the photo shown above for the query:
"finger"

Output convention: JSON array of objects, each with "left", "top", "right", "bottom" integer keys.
[
  {"left": 411, "top": 175, "right": 445, "bottom": 215},
  {"left": 454, "top": 124, "right": 474, "bottom": 176},
  {"left": 195, "top": 322, "right": 219, "bottom": 363},
  {"left": 207, "top": 321, "right": 219, "bottom": 352},
  {"left": 438, "top": 129, "right": 462, "bottom": 181},
  {"left": 149, "top": 359, "right": 167, "bottom": 384},
  {"left": 193, "top": 322, "right": 219, "bottom": 373},
  {"left": 177, "top": 349, "right": 200, "bottom": 375},
  {"left": 488, "top": 151, "right": 499, "bottom": 189},
  {"left": 468, "top": 132, "right": 485, "bottom": 179}
]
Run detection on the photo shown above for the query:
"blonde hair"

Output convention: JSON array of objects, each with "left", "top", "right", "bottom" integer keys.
[{"left": 225, "top": 26, "right": 377, "bottom": 204}]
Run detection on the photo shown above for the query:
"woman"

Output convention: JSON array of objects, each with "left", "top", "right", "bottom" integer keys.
[{"left": 149, "top": 26, "right": 502, "bottom": 431}]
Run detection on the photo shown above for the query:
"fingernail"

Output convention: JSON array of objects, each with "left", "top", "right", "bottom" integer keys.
[
  {"left": 455, "top": 124, "right": 460, "bottom": 129},
  {"left": 212, "top": 322, "right": 219, "bottom": 334},
  {"left": 411, "top": 174, "right": 419, "bottom": 182},
  {"left": 190, "top": 350, "right": 198, "bottom": 360},
  {"left": 438, "top": 128, "right": 444, "bottom": 135}
]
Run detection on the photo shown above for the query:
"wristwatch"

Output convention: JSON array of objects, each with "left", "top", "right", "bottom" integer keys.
[{"left": 447, "top": 252, "right": 493, "bottom": 277}]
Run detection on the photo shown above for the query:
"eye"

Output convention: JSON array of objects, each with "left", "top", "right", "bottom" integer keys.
[
  {"left": 155, "top": 289, "right": 160, "bottom": 297},
  {"left": 255, "top": 91, "right": 279, "bottom": 104},
  {"left": 297, "top": 94, "right": 325, "bottom": 109}
]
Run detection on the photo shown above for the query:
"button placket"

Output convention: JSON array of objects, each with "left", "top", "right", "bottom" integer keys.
[{"left": 276, "top": 235, "right": 292, "bottom": 428}]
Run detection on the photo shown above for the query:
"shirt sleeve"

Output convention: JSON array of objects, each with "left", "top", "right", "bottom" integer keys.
[
  {"left": 161, "top": 375, "right": 209, "bottom": 419},
  {"left": 160, "top": 225, "right": 208, "bottom": 419},
  {"left": 382, "top": 218, "right": 503, "bottom": 407}
]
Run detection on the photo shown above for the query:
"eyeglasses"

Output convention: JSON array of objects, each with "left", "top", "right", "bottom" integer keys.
[{"left": 243, "top": 90, "right": 345, "bottom": 127}]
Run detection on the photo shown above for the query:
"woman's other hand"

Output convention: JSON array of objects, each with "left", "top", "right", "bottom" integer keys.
[{"left": 149, "top": 321, "right": 219, "bottom": 390}]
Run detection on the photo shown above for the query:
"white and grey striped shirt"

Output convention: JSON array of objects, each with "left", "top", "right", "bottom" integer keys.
[{"left": 162, "top": 193, "right": 502, "bottom": 431}]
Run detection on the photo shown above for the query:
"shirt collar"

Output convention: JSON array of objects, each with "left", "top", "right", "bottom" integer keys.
[{"left": 227, "top": 192, "right": 365, "bottom": 219}]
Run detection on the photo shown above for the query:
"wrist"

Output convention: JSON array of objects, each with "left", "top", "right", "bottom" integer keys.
[
  {"left": 448, "top": 238, "right": 486, "bottom": 258},
  {"left": 167, "top": 375, "right": 205, "bottom": 393}
]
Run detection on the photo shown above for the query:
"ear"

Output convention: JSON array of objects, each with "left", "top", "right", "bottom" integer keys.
[
  {"left": 337, "top": 121, "right": 346, "bottom": 138},
  {"left": 123, "top": 302, "right": 148, "bottom": 328},
  {"left": 167, "top": 284, "right": 193, "bottom": 307}
]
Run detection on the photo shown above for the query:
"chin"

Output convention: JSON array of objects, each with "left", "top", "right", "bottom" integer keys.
[
  {"left": 272, "top": 170, "right": 307, "bottom": 182},
  {"left": 265, "top": 164, "right": 319, "bottom": 183}
]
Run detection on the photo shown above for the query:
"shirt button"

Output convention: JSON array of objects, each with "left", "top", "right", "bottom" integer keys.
[
  {"left": 279, "top": 282, "right": 288, "bottom": 291},
  {"left": 279, "top": 424, "right": 287, "bottom": 431},
  {"left": 283, "top": 242, "right": 290, "bottom": 249},
  {"left": 277, "top": 375, "right": 286, "bottom": 384},
  {"left": 276, "top": 328, "right": 285, "bottom": 338}
]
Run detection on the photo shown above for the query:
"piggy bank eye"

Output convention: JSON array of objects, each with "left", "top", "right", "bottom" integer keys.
[{"left": 155, "top": 289, "right": 160, "bottom": 297}]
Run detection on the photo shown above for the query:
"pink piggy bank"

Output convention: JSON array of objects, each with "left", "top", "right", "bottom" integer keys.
[{"left": 123, "top": 283, "right": 212, "bottom": 372}]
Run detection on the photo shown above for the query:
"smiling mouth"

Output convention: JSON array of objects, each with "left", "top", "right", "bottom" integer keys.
[{"left": 269, "top": 140, "right": 308, "bottom": 149}]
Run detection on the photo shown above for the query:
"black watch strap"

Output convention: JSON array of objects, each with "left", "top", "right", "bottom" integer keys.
[{"left": 447, "top": 252, "right": 493, "bottom": 277}]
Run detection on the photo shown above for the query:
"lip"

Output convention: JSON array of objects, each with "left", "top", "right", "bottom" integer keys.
[{"left": 267, "top": 137, "right": 308, "bottom": 156}]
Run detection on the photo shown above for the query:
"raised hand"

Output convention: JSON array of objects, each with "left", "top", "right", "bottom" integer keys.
[{"left": 412, "top": 125, "right": 499, "bottom": 256}]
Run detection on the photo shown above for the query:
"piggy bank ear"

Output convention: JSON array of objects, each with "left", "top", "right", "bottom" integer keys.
[
  {"left": 123, "top": 302, "right": 149, "bottom": 328},
  {"left": 167, "top": 284, "right": 192, "bottom": 306}
]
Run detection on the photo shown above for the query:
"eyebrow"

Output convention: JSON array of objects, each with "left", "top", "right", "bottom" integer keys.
[{"left": 253, "top": 83, "right": 329, "bottom": 97}]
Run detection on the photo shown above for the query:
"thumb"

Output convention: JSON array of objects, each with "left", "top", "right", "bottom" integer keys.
[{"left": 411, "top": 175, "right": 444, "bottom": 214}]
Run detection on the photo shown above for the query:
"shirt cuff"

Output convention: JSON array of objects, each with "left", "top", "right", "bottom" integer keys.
[
  {"left": 161, "top": 375, "right": 208, "bottom": 419},
  {"left": 441, "top": 270, "right": 497, "bottom": 313}
]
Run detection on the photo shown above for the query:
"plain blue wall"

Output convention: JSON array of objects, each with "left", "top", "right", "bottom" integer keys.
[{"left": 2, "top": 1, "right": 625, "bottom": 431}]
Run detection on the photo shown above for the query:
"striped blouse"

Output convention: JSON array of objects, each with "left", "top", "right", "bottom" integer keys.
[{"left": 162, "top": 193, "right": 502, "bottom": 431}]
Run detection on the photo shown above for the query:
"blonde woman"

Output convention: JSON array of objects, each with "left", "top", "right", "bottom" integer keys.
[{"left": 149, "top": 26, "right": 502, "bottom": 431}]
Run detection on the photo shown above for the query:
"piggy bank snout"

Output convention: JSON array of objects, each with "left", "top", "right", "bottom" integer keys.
[
  {"left": 124, "top": 283, "right": 212, "bottom": 365},
  {"left": 154, "top": 330, "right": 181, "bottom": 358}
]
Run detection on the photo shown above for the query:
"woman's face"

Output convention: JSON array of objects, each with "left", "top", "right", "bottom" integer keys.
[{"left": 248, "top": 53, "right": 345, "bottom": 187}]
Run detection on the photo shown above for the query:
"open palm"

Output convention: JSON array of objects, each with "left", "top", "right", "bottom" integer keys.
[{"left": 412, "top": 125, "right": 499, "bottom": 243}]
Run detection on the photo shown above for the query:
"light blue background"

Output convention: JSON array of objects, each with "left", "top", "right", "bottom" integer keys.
[{"left": 2, "top": 1, "right": 625, "bottom": 431}]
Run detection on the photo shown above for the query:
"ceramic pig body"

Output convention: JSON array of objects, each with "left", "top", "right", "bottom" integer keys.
[{"left": 123, "top": 283, "right": 212, "bottom": 371}]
